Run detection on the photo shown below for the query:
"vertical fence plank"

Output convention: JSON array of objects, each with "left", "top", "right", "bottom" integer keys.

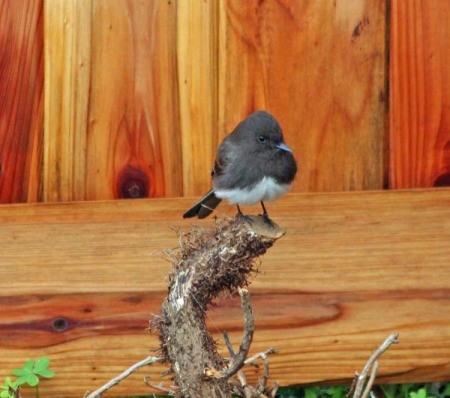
[
  {"left": 44, "top": 0, "right": 389, "bottom": 199},
  {"left": 44, "top": 0, "right": 182, "bottom": 201},
  {"left": 44, "top": 0, "right": 91, "bottom": 202},
  {"left": 390, "top": 0, "right": 450, "bottom": 188},
  {"left": 0, "top": 0, "right": 43, "bottom": 203},
  {"left": 177, "top": 1, "right": 219, "bottom": 197},
  {"left": 219, "top": 0, "right": 388, "bottom": 192}
]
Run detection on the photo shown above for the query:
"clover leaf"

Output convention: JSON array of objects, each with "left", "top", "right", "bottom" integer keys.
[
  {"left": 33, "top": 357, "right": 54, "bottom": 379},
  {"left": 12, "top": 357, "right": 54, "bottom": 388},
  {"left": 0, "top": 377, "right": 17, "bottom": 398},
  {"left": 410, "top": 388, "right": 429, "bottom": 398}
]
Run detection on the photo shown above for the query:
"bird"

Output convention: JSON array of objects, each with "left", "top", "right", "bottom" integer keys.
[{"left": 183, "top": 110, "right": 297, "bottom": 219}]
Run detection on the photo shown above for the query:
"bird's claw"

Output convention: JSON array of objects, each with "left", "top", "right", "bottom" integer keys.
[
  {"left": 237, "top": 213, "right": 253, "bottom": 225},
  {"left": 261, "top": 213, "right": 275, "bottom": 228}
]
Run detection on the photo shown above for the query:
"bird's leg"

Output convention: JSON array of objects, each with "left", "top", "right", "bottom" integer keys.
[
  {"left": 236, "top": 204, "right": 253, "bottom": 225},
  {"left": 260, "top": 201, "right": 268, "bottom": 217},
  {"left": 260, "top": 201, "right": 275, "bottom": 227}
]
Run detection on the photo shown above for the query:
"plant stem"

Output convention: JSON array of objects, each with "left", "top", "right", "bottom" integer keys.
[{"left": 35, "top": 384, "right": 39, "bottom": 398}]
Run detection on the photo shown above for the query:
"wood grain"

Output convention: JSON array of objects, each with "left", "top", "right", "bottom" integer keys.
[
  {"left": 44, "top": 0, "right": 91, "bottom": 202},
  {"left": 0, "top": 190, "right": 449, "bottom": 396},
  {"left": 390, "top": 0, "right": 450, "bottom": 188},
  {"left": 177, "top": 0, "right": 219, "bottom": 197},
  {"left": 0, "top": 0, "right": 43, "bottom": 203},
  {"left": 218, "top": 0, "right": 388, "bottom": 192},
  {"left": 44, "top": 0, "right": 182, "bottom": 202},
  {"left": 43, "top": 0, "right": 390, "bottom": 199}
]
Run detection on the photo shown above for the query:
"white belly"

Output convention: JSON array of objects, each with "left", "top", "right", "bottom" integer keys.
[{"left": 214, "top": 176, "right": 291, "bottom": 205}]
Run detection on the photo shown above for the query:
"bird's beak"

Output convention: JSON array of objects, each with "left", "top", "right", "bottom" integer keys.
[{"left": 275, "top": 142, "right": 292, "bottom": 153}]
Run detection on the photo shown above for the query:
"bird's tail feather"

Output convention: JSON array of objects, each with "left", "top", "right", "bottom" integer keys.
[{"left": 183, "top": 189, "right": 222, "bottom": 219}]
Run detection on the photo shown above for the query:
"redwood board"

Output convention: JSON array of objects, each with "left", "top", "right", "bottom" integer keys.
[{"left": 0, "top": 190, "right": 449, "bottom": 396}]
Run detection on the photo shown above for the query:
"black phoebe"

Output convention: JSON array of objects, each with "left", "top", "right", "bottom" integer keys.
[{"left": 183, "top": 110, "right": 297, "bottom": 219}]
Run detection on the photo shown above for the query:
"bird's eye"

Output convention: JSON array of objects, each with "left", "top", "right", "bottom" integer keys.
[{"left": 258, "top": 136, "right": 266, "bottom": 143}]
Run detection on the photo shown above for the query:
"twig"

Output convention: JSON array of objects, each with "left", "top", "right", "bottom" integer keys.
[
  {"left": 237, "top": 370, "right": 253, "bottom": 398},
  {"left": 225, "top": 320, "right": 271, "bottom": 398},
  {"left": 231, "top": 347, "right": 278, "bottom": 397},
  {"left": 224, "top": 327, "right": 277, "bottom": 397},
  {"left": 347, "top": 372, "right": 358, "bottom": 397},
  {"left": 269, "top": 381, "right": 279, "bottom": 397},
  {"left": 223, "top": 331, "right": 237, "bottom": 360},
  {"left": 255, "top": 351, "right": 271, "bottom": 395},
  {"left": 223, "top": 331, "right": 252, "bottom": 397},
  {"left": 84, "top": 355, "right": 163, "bottom": 398},
  {"left": 143, "top": 376, "right": 177, "bottom": 396},
  {"left": 218, "top": 288, "right": 254, "bottom": 379},
  {"left": 353, "top": 332, "right": 399, "bottom": 398},
  {"left": 245, "top": 348, "right": 278, "bottom": 366},
  {"left": 361, "top": 362, "right": 379, "bottom": 398}
]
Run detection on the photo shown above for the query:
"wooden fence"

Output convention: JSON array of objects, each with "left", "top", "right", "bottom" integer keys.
[{"left": 1, "top": 0, "right": 449, "bottom": 396}]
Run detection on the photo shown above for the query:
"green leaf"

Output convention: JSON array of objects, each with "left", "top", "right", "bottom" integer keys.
[
  {"left": 12, "top": 358, "right": 36, "bottom": 378},
  {"left": 10, "top": 356, "right": 55, "bottom": 388},
  {"left": 25, "top": 373, "right": 39, "bottom": 387},
  {"left": 14, "top": 375, "right": 29, "bottom": 387},
  {"left": 34, "top": 357, "right": 50, "bottom": 373},
  {"left": 410, "top": 389, "right": 428, "bottom": 398},
  {"left": 275, "top": 387, "right": 301, "bottom": 398},
  {"left": 402, "top": 384, "right": 414, "bottom": 398},
  {"left": 0, "top": 378, "right": 17, "bottom": 398},
  {"left": 13, "top": 358, "right": 37, "bottom": 386},
  {"left": 326, "top": 386, "right": 347, "bottom": 398},
  {"left": 34, "top": 357, "right": 54, "bottom": 378},
  {"left": 36, "top": 368, "right": 54, "bottom": 379},
  {"left": 443, "top": 384, "right": 450, "bottom": 397},
  {"left": 11, "top": 369, "right": 27, "bottom": 377},
  {"left": 305, "top": 387, "right": 320, "bottom": 398},
  {"left": 380, "top": 384, "right": 400, "bottom": 398},
  {"left": 23, "top": 359, "right": 35, "bottom": 372},
  {"left": 0, "top": 378, "right": 15, "bottom": 391}
]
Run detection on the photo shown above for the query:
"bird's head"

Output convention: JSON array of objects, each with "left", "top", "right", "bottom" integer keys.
[
  {"left": 246, "top": 111, "right": 293, "bottom": 154},
  {"left": 254, "top": 129, "right": 292, "bottom": 153}
]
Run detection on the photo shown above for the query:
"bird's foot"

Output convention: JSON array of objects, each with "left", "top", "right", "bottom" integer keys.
[
  {"left": 260, "top": 213, "right": 275, "bottom": 228},
  {"left": 237, "top": 212, "right": 253, "bottom": 226},
  {"left": 238, "top": 214, "right": 286, "bottom": 239}
]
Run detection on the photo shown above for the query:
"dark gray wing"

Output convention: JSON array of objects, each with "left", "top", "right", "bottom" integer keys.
[
  {"left": 212, "top": 135, "right": 265, "bottom": 190},
  {"left": 211, "top": 138, "right": 235, "bottom": 178},
  {"left": 183, "top": 138, "right": 234, "bottom": 219}
]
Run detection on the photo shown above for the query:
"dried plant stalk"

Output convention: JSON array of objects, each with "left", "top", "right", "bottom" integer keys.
[{"left": 155, "top": 216, "right": 285, "bottom": 397}]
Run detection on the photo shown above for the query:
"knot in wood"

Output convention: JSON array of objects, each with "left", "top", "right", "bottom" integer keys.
[{"left": 117, "top": 165, "right": 149, "bottom": 199}]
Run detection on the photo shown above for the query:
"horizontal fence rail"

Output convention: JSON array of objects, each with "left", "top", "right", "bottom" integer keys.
[{"left": 0, "top": 190, "right": 449, "bottom": 396}]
